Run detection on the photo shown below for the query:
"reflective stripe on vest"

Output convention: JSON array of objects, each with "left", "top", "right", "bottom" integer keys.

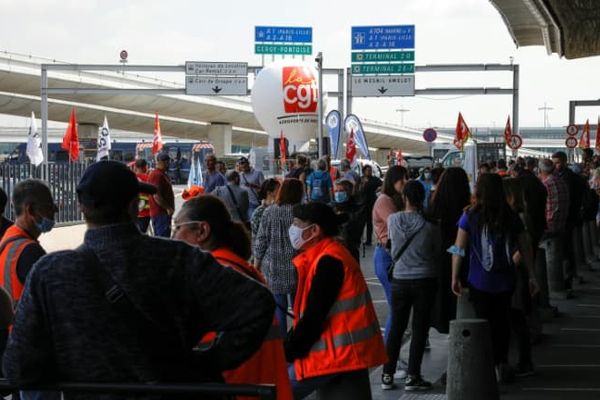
[
  {"left": 310, "top": 320, "right": 381, "bottom": 352},
  {"left": 300, "top": 290, "right": 372, "bottom": 320},
  {"left": 0, "top": 237, "right": 28, "bottom": 300}
]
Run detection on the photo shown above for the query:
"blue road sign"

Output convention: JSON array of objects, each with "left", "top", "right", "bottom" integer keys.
[
  {"left": 351, "top": 25, "right": 415, "bottom": 50},
  {"left": 255, "top": 26, "right": 312, "bottom": 43}
]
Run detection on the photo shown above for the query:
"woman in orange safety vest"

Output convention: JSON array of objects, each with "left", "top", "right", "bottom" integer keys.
[
  {"left": 285, "top": 202, "right": 387, "bottom": 400},
  {"left": 172, "top": 195, "right": 292, "bottom": 400}
]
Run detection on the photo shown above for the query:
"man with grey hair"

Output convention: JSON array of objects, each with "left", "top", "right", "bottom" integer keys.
[
  {"left": 212, "top": 170, "right": 250, "bottom": 224},
  {"left": 340, "top": 158, "right": 360, "bottom": 188}
]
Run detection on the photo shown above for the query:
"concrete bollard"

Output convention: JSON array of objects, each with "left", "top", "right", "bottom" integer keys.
[
  {"left": 456, "top": 288, "right": 476, "bottom": 319},
  {"left": 446, "top": 319, "right": 499, "bottom": 400},
  {"left": 542, "top": 237, "right": 565, "bottom": 294}
]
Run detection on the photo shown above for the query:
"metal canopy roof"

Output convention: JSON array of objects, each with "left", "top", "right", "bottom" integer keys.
[{"left": 489, "top": 0, "right": 600, "bottom": 59}]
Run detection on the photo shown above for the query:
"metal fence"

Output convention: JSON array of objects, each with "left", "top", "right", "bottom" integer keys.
[
  {"left": 0, "top": 162, "right": 90, "bottom": 225},
  {"left": 0, "top": 380, "right": 277, "bottom": 399}
]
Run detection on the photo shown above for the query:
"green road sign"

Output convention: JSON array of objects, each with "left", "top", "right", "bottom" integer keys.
[
  {"left": 255, "top": 44, "right": 312, "bottom": 55},
  {"left": 351, "top": 63, "right": 415, "bottom": 74},
  {"left": 351, "top": 51, "right": 414, "bottom": 63}
]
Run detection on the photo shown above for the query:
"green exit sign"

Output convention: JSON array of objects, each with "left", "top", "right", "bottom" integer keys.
[
  {"left": 255, "top": 44, "right": 312, "bottom": 55},
  {"left": 352, "top": 51, "right": 414, "bottom": 63},
  {"left": 351, "top": 63, "right": 415, "bottom": 74}
]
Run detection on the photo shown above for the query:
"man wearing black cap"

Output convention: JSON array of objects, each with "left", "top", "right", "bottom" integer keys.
[
  {"left": 148, "top": 152, "right": 175, "bottom": 237},
  {"left": 3, "top": 161, "right": 276, "bottom": 395}
]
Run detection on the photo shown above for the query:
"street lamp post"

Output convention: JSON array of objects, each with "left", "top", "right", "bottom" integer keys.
[
  {"left": 395, "top": 107, "right": 410, "bottom": 127},
  {"left": 316, "top": 52, "right": 324, "bottom": 159}
]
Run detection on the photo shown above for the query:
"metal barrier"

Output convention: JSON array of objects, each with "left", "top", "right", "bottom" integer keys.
[
  {"left": 0, "top": 380, "right": 277, "bottom": 399},
  {"left": 0, "top": 162, "right": 89, "bottom": 225}
]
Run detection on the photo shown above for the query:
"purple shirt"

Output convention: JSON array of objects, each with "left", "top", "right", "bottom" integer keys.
[
  {"left": 458, "top": 210, "right": 523, "bottom": 293},
  {"left": 203, "top": 170, "right": 226, "bottom": 193}
]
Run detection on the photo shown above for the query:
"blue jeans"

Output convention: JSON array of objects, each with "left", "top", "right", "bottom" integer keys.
[
  {"left": 151, "top": 214, "right": 172, "bottom": 238},
  {"left": 374, "top": 245, "right": 393, "bottom": 342},
  {"left": 274, "top": 292, "right": 295, "bottom": 336}
]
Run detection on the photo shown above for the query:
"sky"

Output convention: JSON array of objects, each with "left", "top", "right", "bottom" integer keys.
[{"left": 1, "top": 0, "right": 600, "bottom": 130}]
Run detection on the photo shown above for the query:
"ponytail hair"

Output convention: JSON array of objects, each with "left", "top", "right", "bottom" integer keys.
[
  {"left": 403, "top": 180, "right": 436, "bottom": 223},
  {"left": 179, "top": 195, "right": 251, "bottom": 259}
]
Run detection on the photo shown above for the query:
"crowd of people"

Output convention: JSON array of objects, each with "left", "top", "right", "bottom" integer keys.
[{"left": 0, "top": 147, "right": 598, "bottom": 399}]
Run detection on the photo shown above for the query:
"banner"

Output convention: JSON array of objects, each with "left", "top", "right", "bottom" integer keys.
[
  {"left": 346, "top": 128, "right": 357, "bottom": 164},
  {"left": 579, "top": 119, "right": 590, "bottom": 149},
  {"left": 326, "top": 110, "right": 342, "bottom": 159},
  {"left": 152, "top": 113, "right": 163, "bottom": 155},
  {"left": 279, "top": 130, "right": 287, "bottom": 171},
  {"left": 97, "top": 116, "right": 111, "bottom": 161},
  {"left": 503, "top": 116, "right": 512, "bottom": 145},
  {"left": 344, "top": 114, "right": 370, "bottom": 160},
  {"left": 187, "top": 153, "right": 203, "bottom": 188},
  {"left": 595, "top": 116, "right": 600, "bottom": 152},
  {"left": 26, "top": 111, "right": 43, "bottom": 166},
  {"left": 454, "top": 112, "right": 470, "bottom": 151},
  {"left": 61, "top": 108, "right": 79, "bottom": 161}
]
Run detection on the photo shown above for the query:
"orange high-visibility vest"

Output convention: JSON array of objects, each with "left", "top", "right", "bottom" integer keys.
[
  {"left": 292, "top": 237, "right": 387, "bottom": 380},
  {"left": 0, "top": 225, "right": 36, "bottom": 302},
  {"left": 210, "top": 248, "right": 293, "bottom": 400}
]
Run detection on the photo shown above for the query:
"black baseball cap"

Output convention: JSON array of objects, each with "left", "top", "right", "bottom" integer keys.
[
  {"left": 77, "top": 161, "right": 157, "bottom": 207},
  {"left": 237, "top": 156, "right": 249, "bottom": 164}
]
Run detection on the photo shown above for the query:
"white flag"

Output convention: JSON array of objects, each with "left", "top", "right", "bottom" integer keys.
[
  {"left": 26, "top": 111, "right": 44, "bottom": 166},
  {"left": 97, "top": 116, "right": 111, "bottom": 161}
]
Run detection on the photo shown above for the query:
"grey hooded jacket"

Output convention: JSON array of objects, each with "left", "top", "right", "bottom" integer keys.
[{"left": 387, "top": 211, "right": 441, "bottom": 280}]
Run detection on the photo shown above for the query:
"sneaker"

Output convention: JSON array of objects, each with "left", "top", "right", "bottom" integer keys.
[
  {"left": 405, "top": 375, "right": 433, "bottom": 391},
  {"left": 381, "top": 373, "right": 397, "bottom": 390},
  {"left": 394, "top": 369, "right": 407, "bottom": 380},
  {"left": 514, "top": 363, "right": 535, "bottom": 377}
]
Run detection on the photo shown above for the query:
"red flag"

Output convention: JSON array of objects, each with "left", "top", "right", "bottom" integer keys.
[
  {"left": 579, "top": 119, "right": 590, "bottom": 149},
  {"left": 61, "top": 108, "right": 79, "bottom": 161},
  {"left": 152, "top": 113, "right": 163, "bottom": 155},
  {"left": 595, "top": 116, "right": 600, "bottom": 151},
  {"left": 454, "top": 112, "right": 470, "bottom": 151},
  {"left": 346, "top": 128, "right": 357, "bottom": 164},
  {"left": 504, "top": 116, "right": 512, "bottom": 145},
  {"left": 279, "top": 130, "right": 287, "bottom": 166}
]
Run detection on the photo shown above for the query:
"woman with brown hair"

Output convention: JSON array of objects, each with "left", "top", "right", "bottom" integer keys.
[
  {"left": 255, "top": 178, "right": 305, "bottom": 335},
  {"left": 173, "top": 195, "right": 293, "bottom": 400},
  {"left": 372, "top": 166, "right": 408, "bottom": 345}
]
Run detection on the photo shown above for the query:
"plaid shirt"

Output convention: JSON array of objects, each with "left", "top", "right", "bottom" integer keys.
[{"left": 542, "top": 174, "right": 570, "bottom": 234}]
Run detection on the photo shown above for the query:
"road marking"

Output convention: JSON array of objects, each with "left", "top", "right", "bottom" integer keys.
[
  {"left": 365, "top": 277, "right": 379, "bottom": 281},
  {"left": 366, "top": 281, "right": 382, "bottom": 287},
  {"left": 372, "top": 300, "right": 388, "bottom": 304},
  {"left": 561, "top": 327, "right": 600, "bottom": 332},
  {"left": 523, "top": 388, "right": 600, "bottom": 392},
  {"left": 537, "top": 364, "right": 600, "bottom": 368},
  {"left": 551, "top": 344, "right": 600, "bottom": 348}
]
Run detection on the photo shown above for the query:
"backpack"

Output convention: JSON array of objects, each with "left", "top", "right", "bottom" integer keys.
[{"left": 310, "top": 173, "right": 328, "bottom": 201}]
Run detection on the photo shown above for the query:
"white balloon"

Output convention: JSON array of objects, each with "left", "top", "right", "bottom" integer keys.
[{"left": 251, "top": 59, "right": 327, "bottom": 148}]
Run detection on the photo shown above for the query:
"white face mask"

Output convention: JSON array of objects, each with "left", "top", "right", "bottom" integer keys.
[{"left": 288, "top": 224, "right": 314, "bottom": 250}]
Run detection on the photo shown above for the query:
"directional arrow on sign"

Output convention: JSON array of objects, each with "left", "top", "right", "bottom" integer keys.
[
  {"left": 378, "top": 87, "right": 388, "bottom": 94},
  {"left": 212, "top": 86, "right": 222, "bottom": 93}
]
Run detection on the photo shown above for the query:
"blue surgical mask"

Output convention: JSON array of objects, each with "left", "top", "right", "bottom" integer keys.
[
  {"left": 334, "top": 191, "right": 348, "bottom": 203},
  {"left": 36, "top": 216, "right": 55, "bottom": 234}
]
